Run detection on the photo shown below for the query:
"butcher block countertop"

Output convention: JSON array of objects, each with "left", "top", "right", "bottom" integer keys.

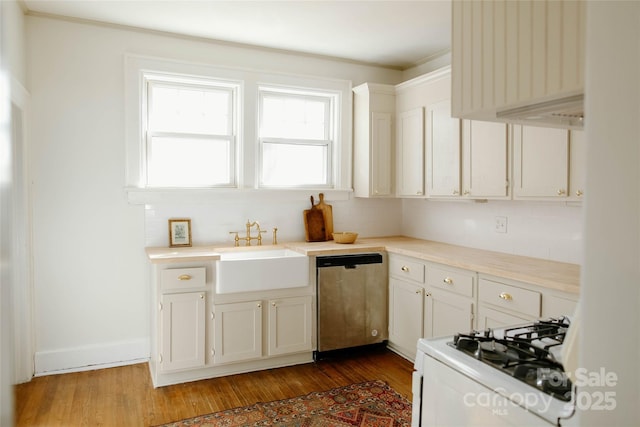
[
  {"left": 146, "top": 236, "right": 580, "bottom": 294},
  {"left": 286, "top": 236, "right": 580, "bottom": 295}
]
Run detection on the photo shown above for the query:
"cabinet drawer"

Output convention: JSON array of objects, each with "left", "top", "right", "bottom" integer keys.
[
  {"left": 161, "top": 267, "right": 206, "bottom": 291},
  {"left": 389, "top": 255, "right": 425, "bottom": 283},
  {"left": 426, "top": 266, "right": 474, "bottom": 298},
  {"left": 479, "top": 279, "right": 540, "bottom": 318}
]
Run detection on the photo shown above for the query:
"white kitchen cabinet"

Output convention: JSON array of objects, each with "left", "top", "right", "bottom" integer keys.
[
  {"left": 426, "top": 104, "right": 508, "bottom": 199},
  {"left": 568, "top": 129, "right": 586, "bottom": 200},
  {"left": 353, "top": 83, "right": 395, "bottom": 198},
  {"left": 512, "top": 125, "right": 570, "bottom": 199},
  {"left": 268, "top": 296, "right": 313, "bottom": 356},
  {"left": 388, "top": 277, "right": 424, "bottom": 360},
  {"left": 213, "top": 300, "right": 263, "bottom": 364},
  {"left": 477, "top": 275, "right": 578, "bottom": 329},
  {"left": 424, "top": 264, "right": 476, "bottom": 338},
  {"left": 477, "top": 306, "right": 531, "bottom": 330},
  {"left": 159, "top": 291, "right": 206, "bottom": 372},
  {"left": 396, "top": 107, "right": 425, "bottom": 197},
  {"left": 424, "top": 290, "right": 474, "bottom": 338},
  {"left": 461, "top": 120, "right": 509, "bottom": 198},
  {"left": 452, "top": 0, "right": 585, "bottom": 124},
  {"left": 426, "top": 99, "right": 461, "bottom": 197}
]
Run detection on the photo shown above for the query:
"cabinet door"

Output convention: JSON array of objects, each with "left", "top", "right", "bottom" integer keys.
[
  {"left": 160, "top": 292, "right": 206, "bottom": 372},
  {"left": 268, "top": 296, "right": 312, "bottom": 356},
  {"left": 462, "top": 121, "right": 509, "bottom": 198},
  {"left": 569, "top": 129, "right": 586, "bottom": 200},
  {"left": 424, "top": 289, "right": 474, "bottom": 339},
  {"left": 513, "top": 125, "right": 569, "bottom": 198},
  {"left": 388, "top": 278, "right": 423, "bottom": 359},
  {"left": 370, "top": 112, "right": 393, "bottom": 197},
  {"left": 213, "top": 301, "right": 262, "bottom": 364},
  {"left": 477, "top": 306, "right": 531, "bottom": 330},
  {"left": 426, "top": 99, "right": 461, "bottom": 197},
  {"left": 396, "top": 107, "right": 425, "bottom": 197}
]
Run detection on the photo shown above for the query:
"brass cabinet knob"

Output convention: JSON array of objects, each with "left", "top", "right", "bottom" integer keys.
[
  {"left": 401, "top": 266, "right": 410, "bottom": 272},
  {"left": 576, "top": 190, "right": 584, "bottom": 197},
  {"left": 463, "top": 190, "right": 470, "bottom": 196},
  {"left": 557, "top": 189, "right": 566, "bottom": 196},
  {"left": 415, "top": 289, "right": 422, "bottom": 295},
  {"left": 453, "top": 189, "right": 459, "bottom": 195},
  {"left": 443, "top": 277, "right": 453, "bottom": 285},
  {"left": 499, "top": 292, "right": 513, "bottom": 301}
]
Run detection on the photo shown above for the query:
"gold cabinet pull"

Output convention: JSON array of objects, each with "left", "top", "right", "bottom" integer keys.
[
  {"left": 557, "top": 189, "right": 566, "bottom": 196},
  {"left": 463, "top": 190, "right": 470, "bottom": 196},
  {"left": 576, "top": 190, "right": 584, "bottom": 197},
  {"left": 415, "top": 289, "right": 422, "bottom": 295},
  {"left": 178, "top": 274, "right": 192, "bottom": 281},
  {"left": 499, "top": 292, "right": 513, "bottom": 301},
  {"left": 401, "top": 266, "right": 410, "bottom": 272},
  {"left": 443, "top": 277, "right": 453, "bottom": 285}
]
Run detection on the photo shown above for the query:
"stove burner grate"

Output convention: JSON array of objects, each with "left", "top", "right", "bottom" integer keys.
[{"left": 449, "top": 317, "right": 573, "bottom": 402}]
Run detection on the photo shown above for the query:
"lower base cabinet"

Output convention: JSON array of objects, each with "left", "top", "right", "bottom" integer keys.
[
  {"left": 424, "top": 289, "right": 474, "bottom": 338},
  {"left": 213, "top": 296, "right": 313, "bottom": 365},
  {"left": 388, "top": 277, "right": 424, "bottom": 359},
  {"left": 160, "top": 291, "right": 207, "bottom": 372},
  {"left": 268, "top": 296, "right": 313, "bottom": 356},
  {"left": 213, "top": 300, "right": 263, "bottom": 364}
]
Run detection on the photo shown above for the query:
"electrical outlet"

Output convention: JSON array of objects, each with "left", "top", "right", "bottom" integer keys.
[{"left": 495, "top": 216, "right": 508, "bottom": 233}]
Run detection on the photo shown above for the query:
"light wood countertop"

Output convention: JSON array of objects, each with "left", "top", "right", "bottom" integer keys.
[
  {"left": 146, "top": 236, "right": 580, "bottom": 294},
  {"left": 286, "top": 236, "right": 580, "bottom": 294}
]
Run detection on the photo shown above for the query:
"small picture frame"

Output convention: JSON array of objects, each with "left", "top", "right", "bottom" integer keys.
[{"left": 168, "top": 218, "right": 192, "bottom": 247}]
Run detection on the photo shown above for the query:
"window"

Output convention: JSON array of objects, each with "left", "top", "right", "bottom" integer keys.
[
  {"left": 126, "top": 55, "right": 352, "bottom": 201},
  {"left": 258, "top": 87, "right": 337, "bottom": 188},
  {"left": 143, "top": 74, "right": 238, "bottom": 188}
]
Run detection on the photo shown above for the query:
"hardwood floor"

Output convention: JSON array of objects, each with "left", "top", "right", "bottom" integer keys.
[{"left": 14, "top": 348, "right": 414, "bottom": 426}]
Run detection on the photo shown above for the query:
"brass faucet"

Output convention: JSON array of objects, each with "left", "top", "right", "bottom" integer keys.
[{"left": 244, "top": 220, "right": 266, "bottom": 246}]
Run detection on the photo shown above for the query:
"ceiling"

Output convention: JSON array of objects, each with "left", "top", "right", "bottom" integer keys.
[{"left": 22, "top": 0, "right": 452, "bottom": 70}]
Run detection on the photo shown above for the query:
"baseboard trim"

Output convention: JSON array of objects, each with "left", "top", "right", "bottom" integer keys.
[{"left": 34, "top": 338, "right": 150, "bottom": 376}]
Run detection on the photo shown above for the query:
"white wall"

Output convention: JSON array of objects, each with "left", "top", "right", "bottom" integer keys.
[
  {"left": 580, "top": 2, "right": 640, "bottom": 425},
  {"left": 1, "top": 0, "right": 27, "bottom": 423},
  {"left": 402, "top": 200, "right": 582, "bottom": 264},
  {"left": 26, "top": 15, "right": 403, "bottom": 374}
]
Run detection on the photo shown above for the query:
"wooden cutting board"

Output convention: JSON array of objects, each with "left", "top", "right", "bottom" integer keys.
[
  {"left": 316, "top": 193, "right": 334, "bottom": 241},
  {"left": 303, "top": 196, "right": 326, "bottom": 242}
]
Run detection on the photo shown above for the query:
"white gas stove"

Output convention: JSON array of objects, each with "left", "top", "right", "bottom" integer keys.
[{"left": 412, "top": 317, "right": 578, "bottom": 426}]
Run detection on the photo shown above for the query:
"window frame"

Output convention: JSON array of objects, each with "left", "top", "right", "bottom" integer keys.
[
  {"left": 125, "top": 55, "right": 353, "bottom": 204},
  {"left": 257, "top": 87, "right": 338, "bottom": 189},
  {"left": 142, "top": 74, "right": 239, "bottom": 188}
]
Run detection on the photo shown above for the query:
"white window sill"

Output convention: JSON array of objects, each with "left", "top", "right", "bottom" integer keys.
[{"left": 125, "top": 187, "right": 353, "bottom": 205}]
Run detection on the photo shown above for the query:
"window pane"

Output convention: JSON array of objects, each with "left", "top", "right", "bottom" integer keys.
[
  {"left": 150, "top": 85, "right": 230, "bottom": 135},
  {"left": 147, "top": 136, "right": 232, "bottom": 187},
  {"left": 262, "top": 142, "right": 327, "bottom": 186},
  {"left": 261, "top": 95, "right": 327, "bottom": 140}
]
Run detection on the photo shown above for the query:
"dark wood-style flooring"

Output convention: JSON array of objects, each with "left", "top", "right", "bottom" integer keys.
[{"left": 15, "top": 348, "right": 414, "bottom": 426}]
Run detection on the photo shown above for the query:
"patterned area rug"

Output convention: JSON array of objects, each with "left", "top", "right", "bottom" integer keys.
[{"left": 158, "top": 380, "right": 412, "bottom": 427}]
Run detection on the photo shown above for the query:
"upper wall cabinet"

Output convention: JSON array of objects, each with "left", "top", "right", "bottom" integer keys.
[
  {"left": 426, "top": 101, "right": 509, "bottom": 200},
  {"left": 512, "top": 125, "right": 570, "bottom": 199},
  {"left": 353, "top": 83, "right": 395, "bottom": 198},
  {"left": 395, "top": 67, "right": 451, "bottom": 199},
  {"left": 451, "top": 0, "right": 585, "bottom": 127},
  {"left": 396, "top": 107, "right": 425, "bottom": 197}
]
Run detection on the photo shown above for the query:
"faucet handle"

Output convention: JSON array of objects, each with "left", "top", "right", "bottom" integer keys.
[
  {"left": 228, "top": 231, "right": 240, "bottom": 247},
  {"left": 272, "top": 227, "right": 278, "bottom": 245}
]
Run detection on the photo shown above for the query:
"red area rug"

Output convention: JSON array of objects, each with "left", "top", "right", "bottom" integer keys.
[{"left": 159, "top": 380, "right": 412, "bottom": 426}]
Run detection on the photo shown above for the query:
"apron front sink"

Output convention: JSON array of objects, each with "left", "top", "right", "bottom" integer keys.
[{"left": 216, "top": 249, "right": 309, "bottom": 294}]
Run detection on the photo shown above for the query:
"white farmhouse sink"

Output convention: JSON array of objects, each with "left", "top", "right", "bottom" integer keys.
[{"left": 216, "top": 249, "right": 309, "bottom": 294}]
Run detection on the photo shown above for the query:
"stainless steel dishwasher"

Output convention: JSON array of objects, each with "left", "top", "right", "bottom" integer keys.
[{"left": 315, "top": 253, "right": 387, "bottom": 359}]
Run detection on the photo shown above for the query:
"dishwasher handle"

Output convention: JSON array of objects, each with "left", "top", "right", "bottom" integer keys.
[{"left": 316, "top": 253, "right": 383, "bottom": 268}]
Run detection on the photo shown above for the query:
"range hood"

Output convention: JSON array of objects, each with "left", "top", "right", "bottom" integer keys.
[{"left": 496, "top": 94, "right": 584, "bottom": 129}]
